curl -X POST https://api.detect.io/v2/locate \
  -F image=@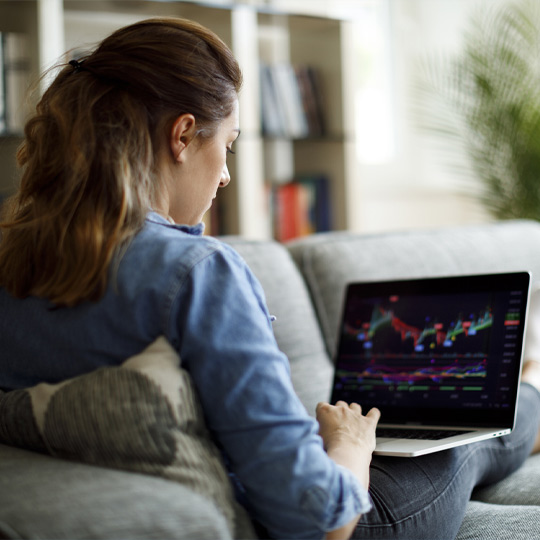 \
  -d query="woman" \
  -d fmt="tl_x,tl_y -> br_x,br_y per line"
0,17 -> 539,540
